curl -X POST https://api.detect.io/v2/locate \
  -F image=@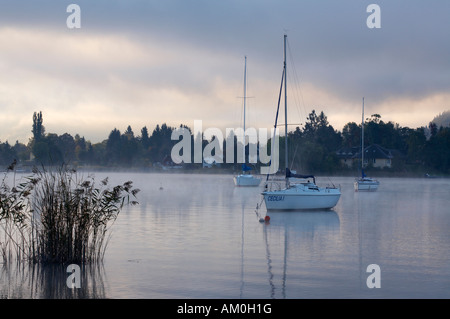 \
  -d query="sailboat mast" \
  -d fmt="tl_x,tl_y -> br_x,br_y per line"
243,56 -> 247,166
361,97 -> 365,174
243,56 -> 247,134
284,34 -> 288,186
